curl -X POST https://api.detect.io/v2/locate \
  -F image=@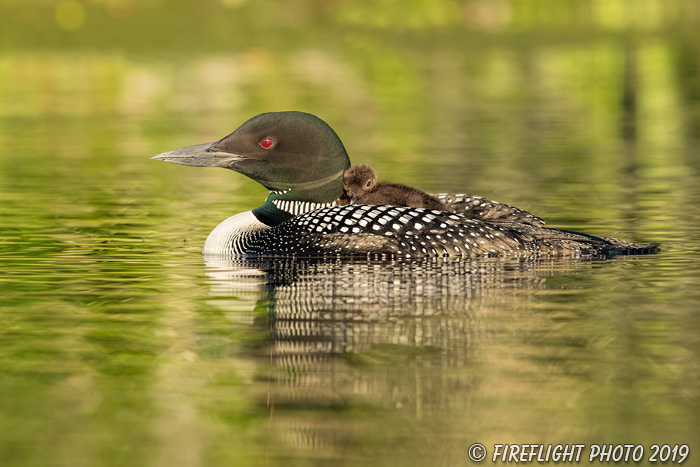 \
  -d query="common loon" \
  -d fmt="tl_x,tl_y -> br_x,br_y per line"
337,164 -> 447,210
152,111 -> 659,258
